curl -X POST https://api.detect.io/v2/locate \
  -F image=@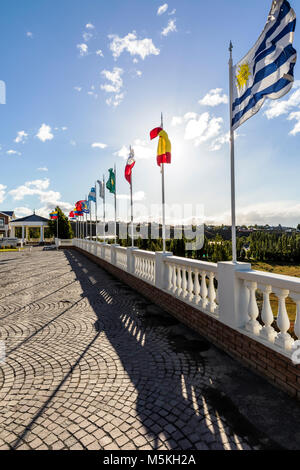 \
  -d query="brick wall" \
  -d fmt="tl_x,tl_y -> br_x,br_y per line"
73,246 -> 300,400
